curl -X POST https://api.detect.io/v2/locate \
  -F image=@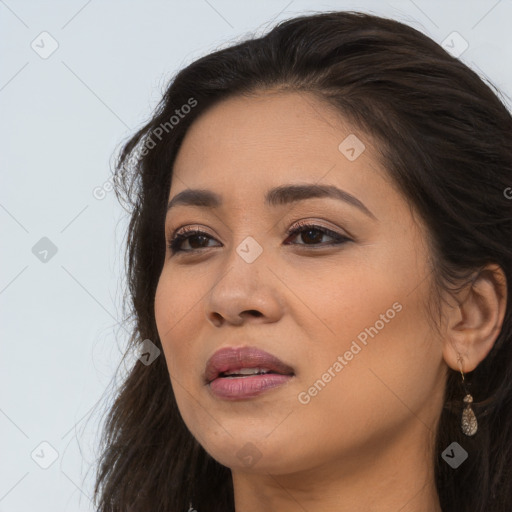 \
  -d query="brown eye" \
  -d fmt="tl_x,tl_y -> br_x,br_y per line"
168,230 -> 220,254
284,223 -> 351,247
